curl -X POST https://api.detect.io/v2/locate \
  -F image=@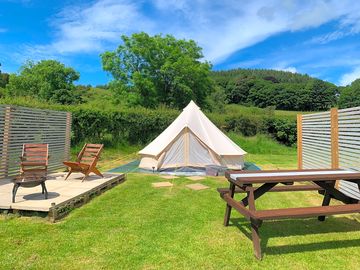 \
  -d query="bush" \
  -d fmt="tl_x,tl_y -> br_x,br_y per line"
209,111 -> 297,146
70,106 -> 178,145
223,116 -> 262,136
0,97 -> 297,146
264,118 -> 297,146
